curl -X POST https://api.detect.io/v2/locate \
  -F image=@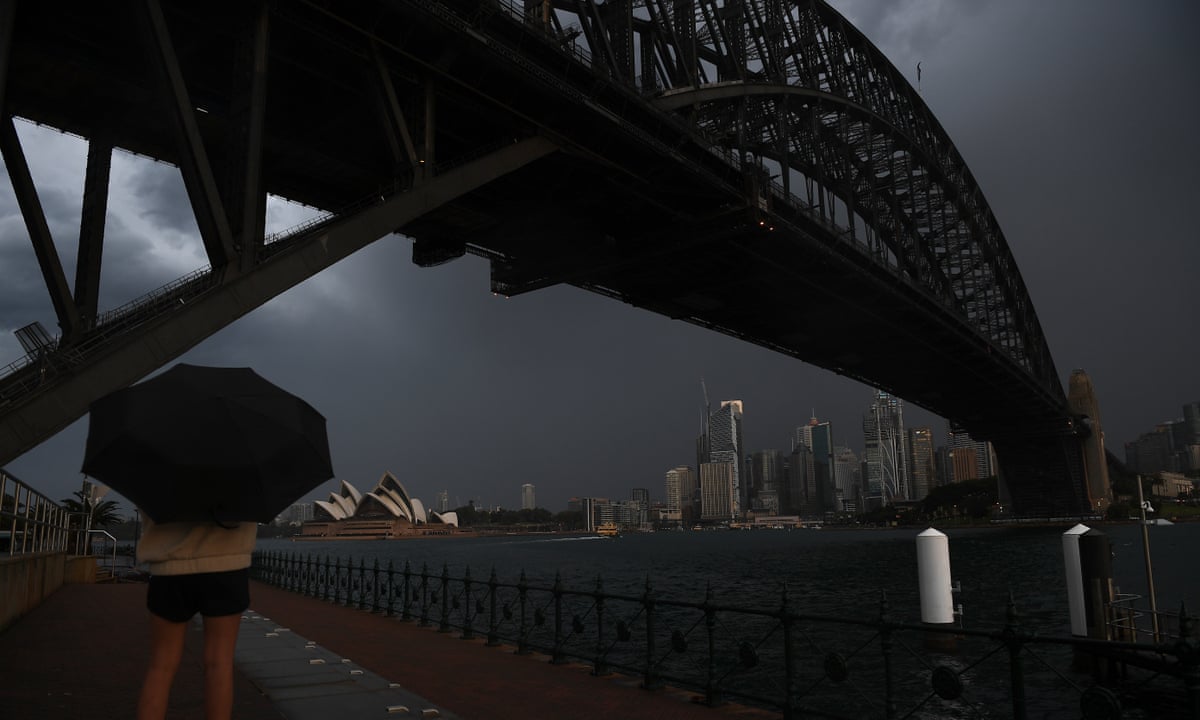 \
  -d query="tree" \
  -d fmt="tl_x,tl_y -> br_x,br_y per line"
61,488 -> 123,528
